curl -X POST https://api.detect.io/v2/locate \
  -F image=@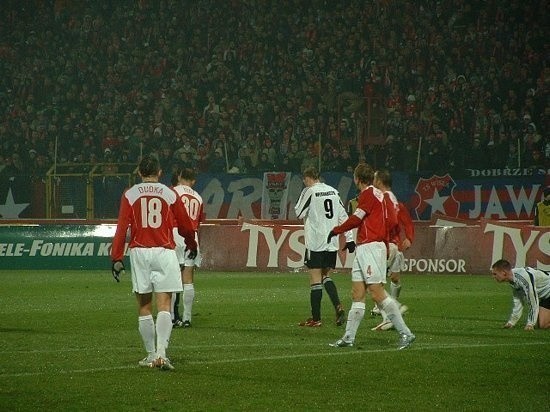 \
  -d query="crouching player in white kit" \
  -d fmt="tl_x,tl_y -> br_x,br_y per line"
372,169 -> 415,331
491,259 -> 550,330
171,167 -> 204,329
111,154 -> 197,371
